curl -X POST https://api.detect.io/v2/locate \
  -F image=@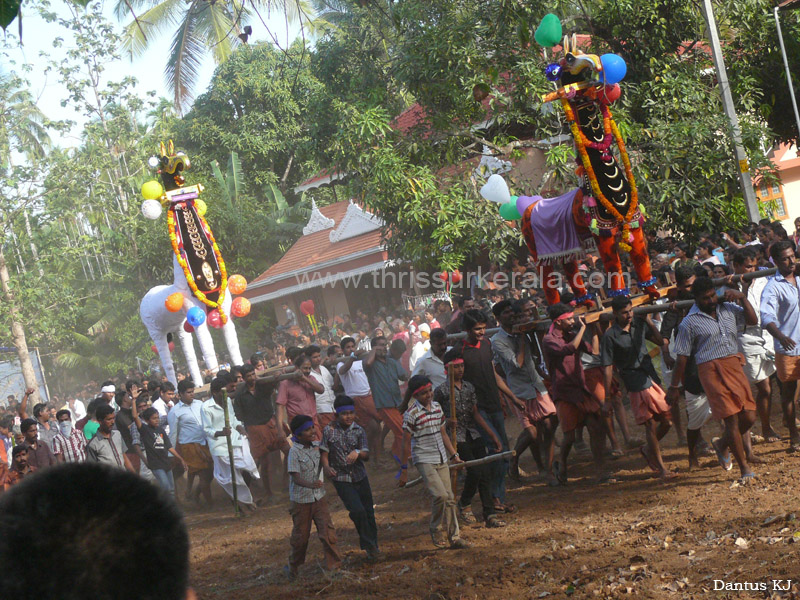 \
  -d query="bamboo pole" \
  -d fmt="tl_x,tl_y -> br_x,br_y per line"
505,267 -> 782,334
448,364 -> 457,495
221,390 -> 240,517
402,451 -> 516,489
